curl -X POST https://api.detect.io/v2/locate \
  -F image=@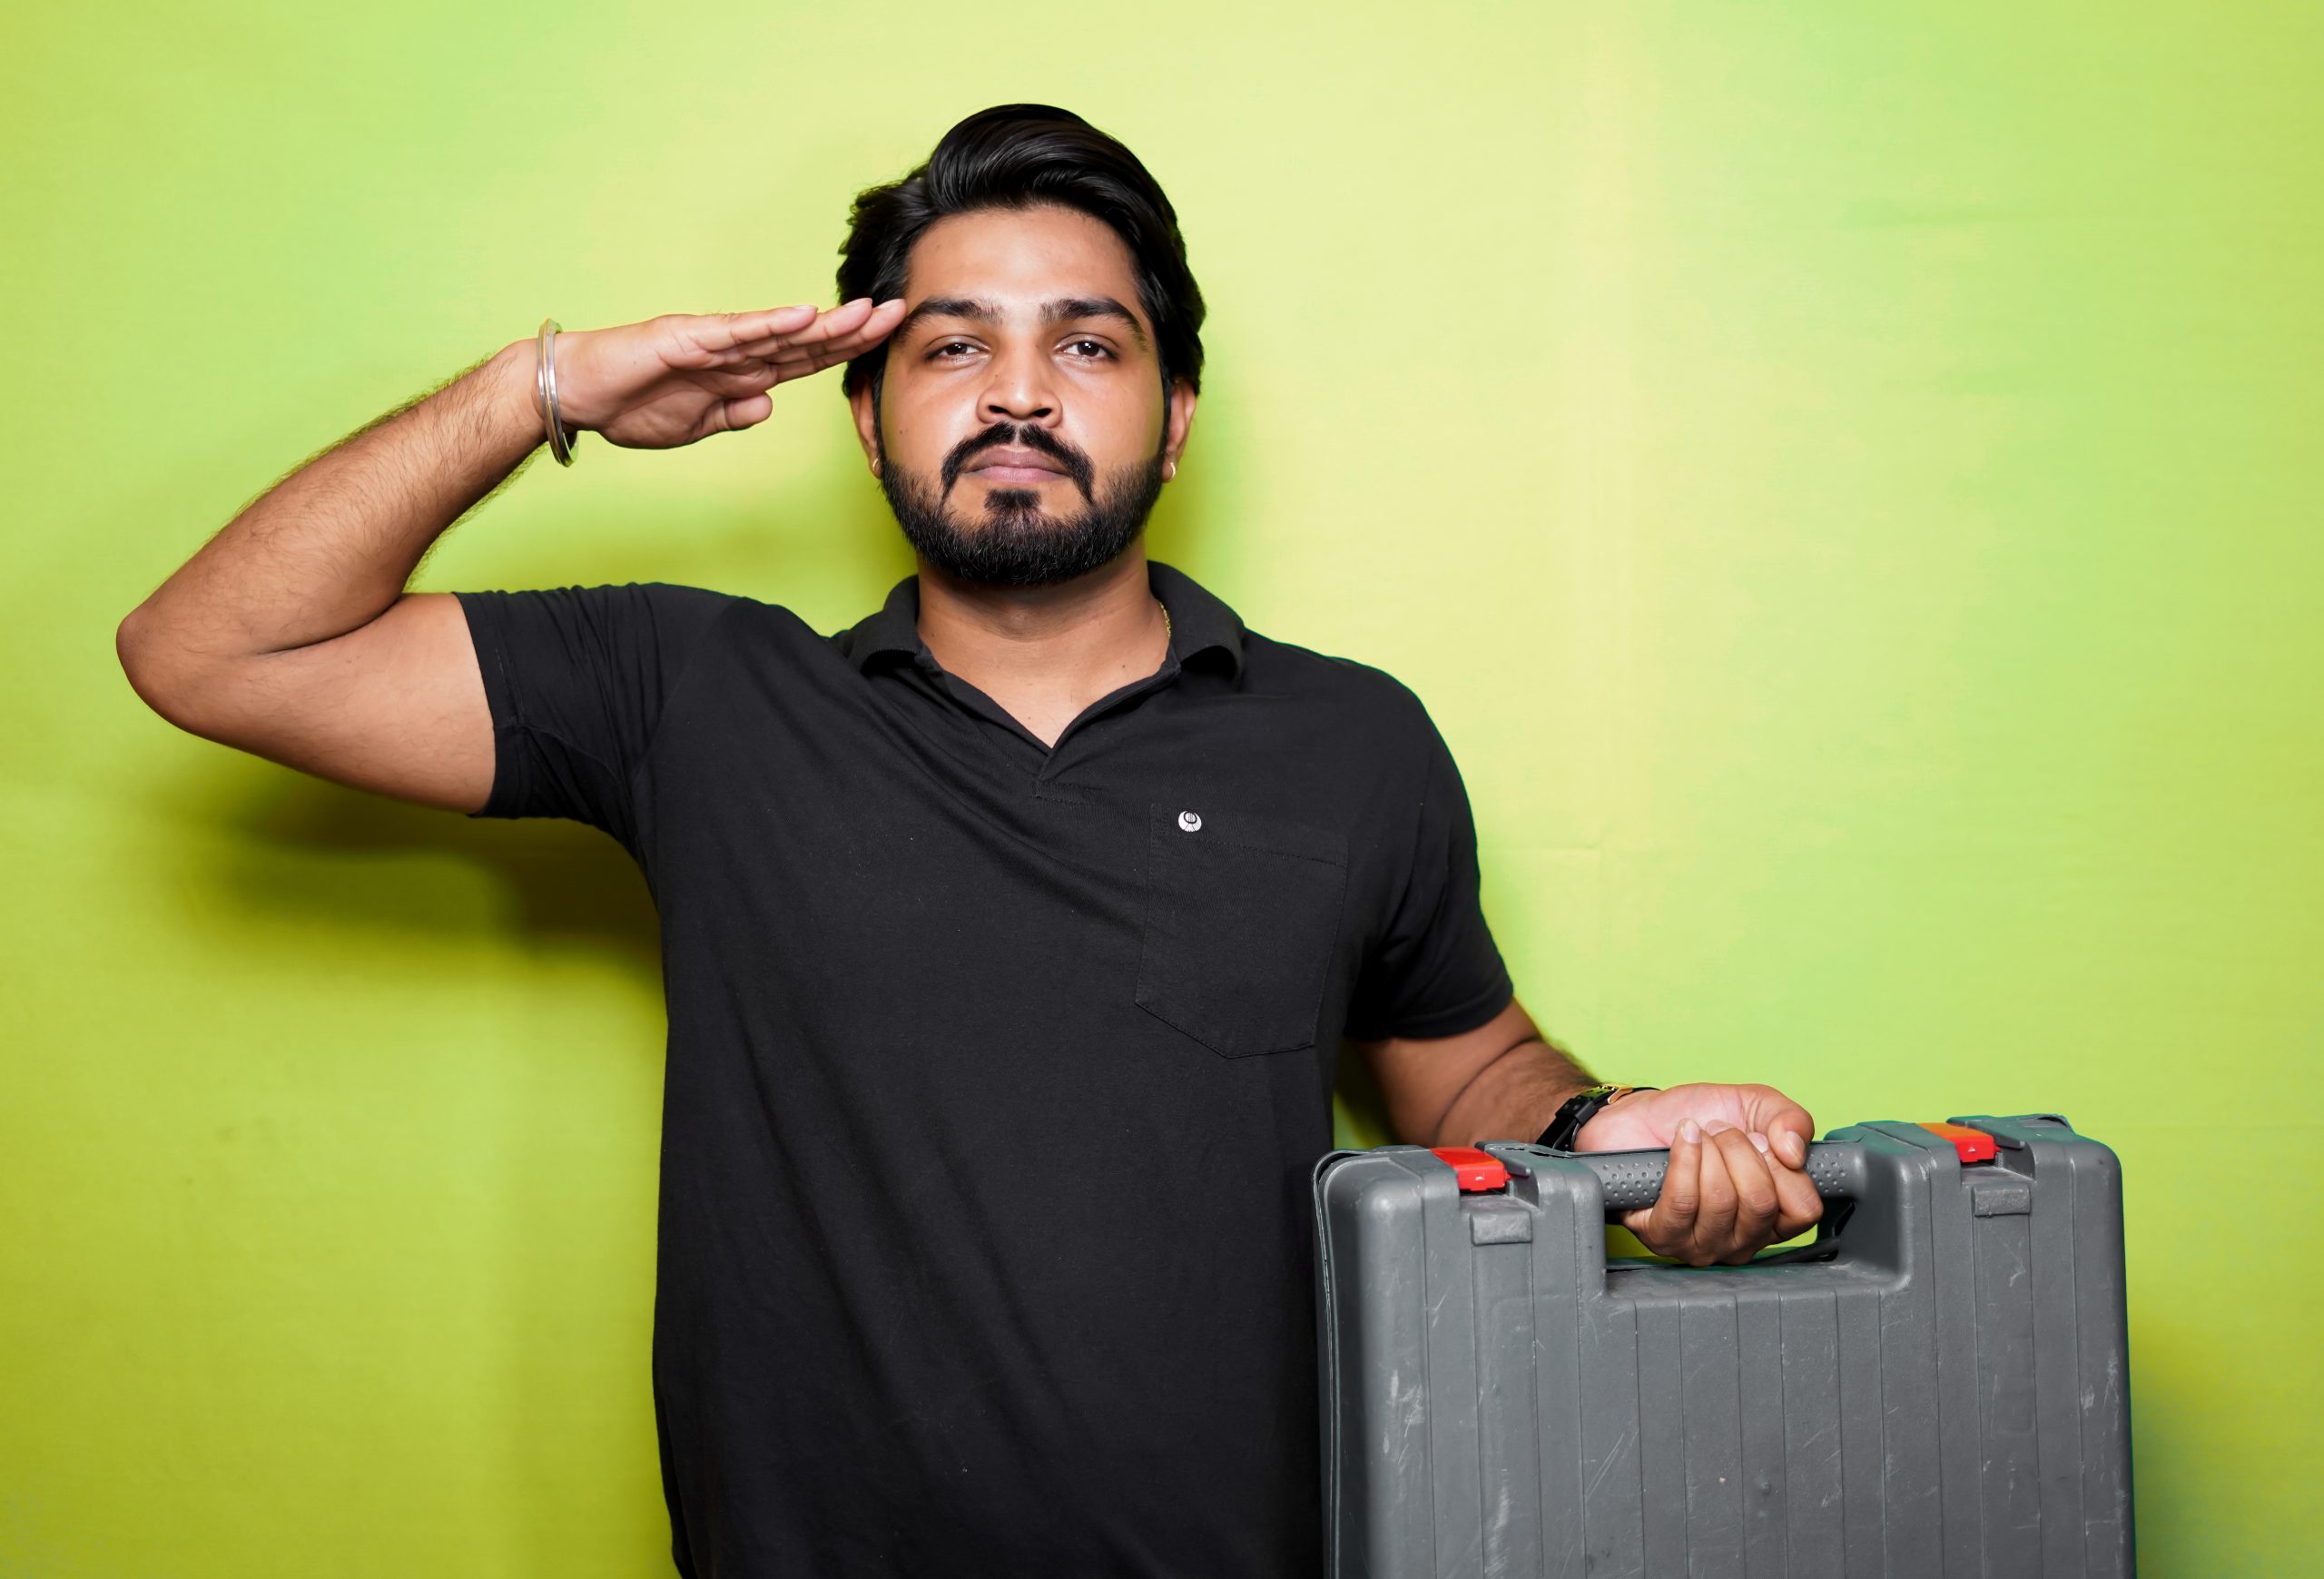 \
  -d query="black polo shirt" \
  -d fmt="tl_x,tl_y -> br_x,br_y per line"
453,559 -> 1513,1578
